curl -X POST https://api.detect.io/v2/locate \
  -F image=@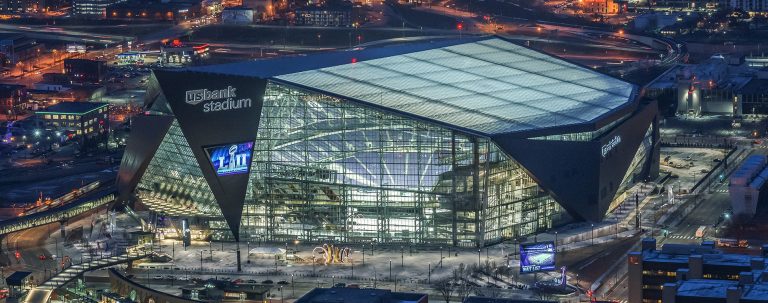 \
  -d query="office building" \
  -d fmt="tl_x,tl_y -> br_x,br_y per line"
628,238 -> 768,303
35,102 -> 109,141
63,59 -> 106,84
0,83 -> 27,117
73,0 -> 127,18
